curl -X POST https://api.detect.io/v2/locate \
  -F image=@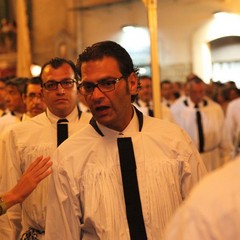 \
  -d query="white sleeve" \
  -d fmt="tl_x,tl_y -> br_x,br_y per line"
0,129 -> 22,239
225,102 -> 238,157
45,149 -> 82,240
164,200 -> 214,240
